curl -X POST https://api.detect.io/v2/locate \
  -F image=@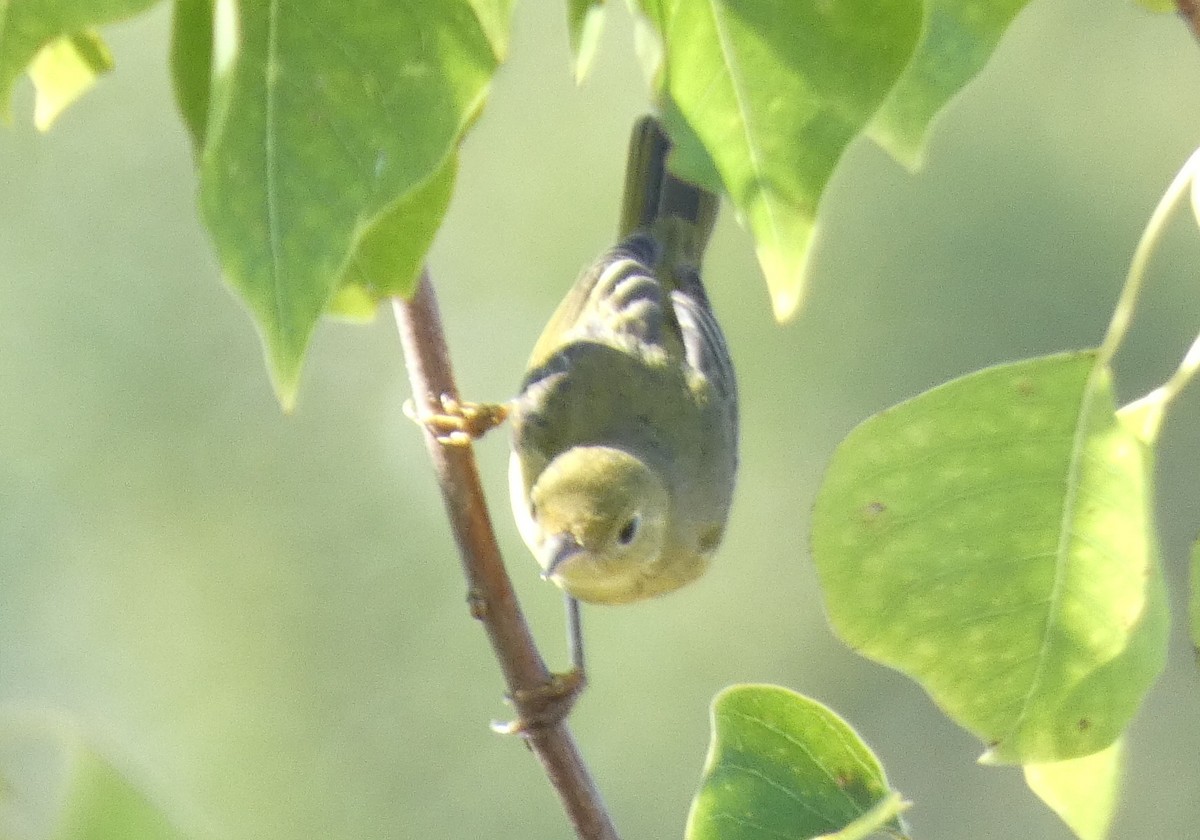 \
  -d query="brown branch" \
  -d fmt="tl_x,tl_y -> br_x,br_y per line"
391,271 -> 620,840
1180,0 -> 1200,41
